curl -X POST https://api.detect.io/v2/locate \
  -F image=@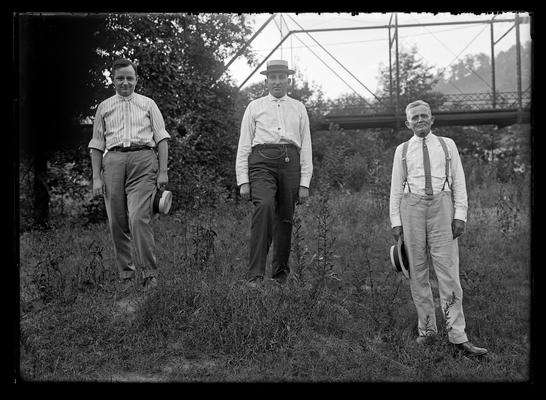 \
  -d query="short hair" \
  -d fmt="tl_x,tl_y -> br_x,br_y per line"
405,100 -> 431,118
112,58 -> 138,76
